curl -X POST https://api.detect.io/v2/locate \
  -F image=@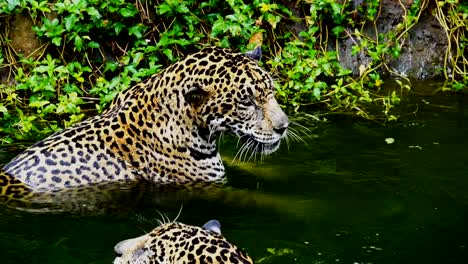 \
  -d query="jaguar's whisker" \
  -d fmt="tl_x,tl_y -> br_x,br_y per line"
290,121 -> 313,135
235,137 -> 242,148
283,132 -> 291,151
247,141 -> 258,162
156,210 -> 168,225
231,148 -> 241,164
232,140 -> 249,164
260,144 -> 265,163
287,129 -> 306,144
217,131 -> 225,149
240,141 -> 252,163
236,134 -> 249,148
242,140 -> 255,163
172,204 -> 183,223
